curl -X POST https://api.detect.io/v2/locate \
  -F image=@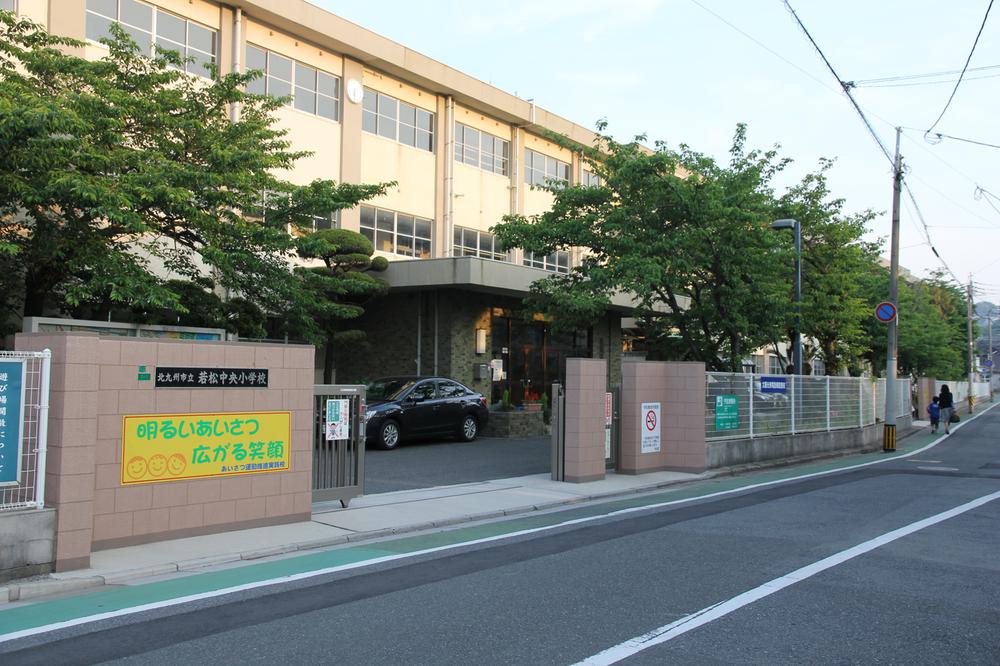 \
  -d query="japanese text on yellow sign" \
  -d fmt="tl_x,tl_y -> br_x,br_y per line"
121,411 -> 291,485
